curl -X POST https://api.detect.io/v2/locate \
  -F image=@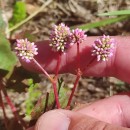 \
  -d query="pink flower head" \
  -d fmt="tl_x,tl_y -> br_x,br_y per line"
71,28 -> 87,45
49,23 -> 71,52
92,35 -> 115,61
14,39 -> 38,62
